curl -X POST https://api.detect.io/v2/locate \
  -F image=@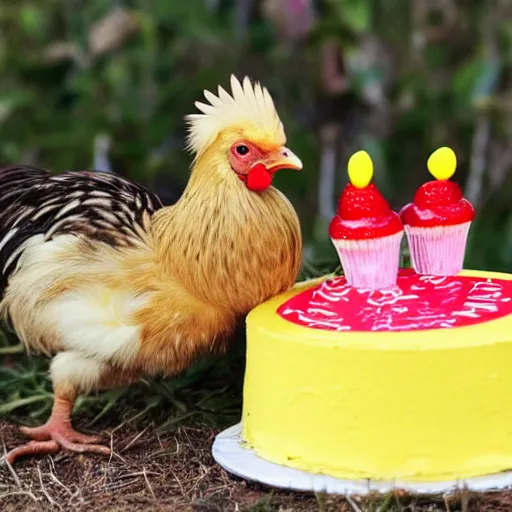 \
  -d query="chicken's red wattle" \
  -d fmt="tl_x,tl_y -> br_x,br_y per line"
246,164 -> 273,191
